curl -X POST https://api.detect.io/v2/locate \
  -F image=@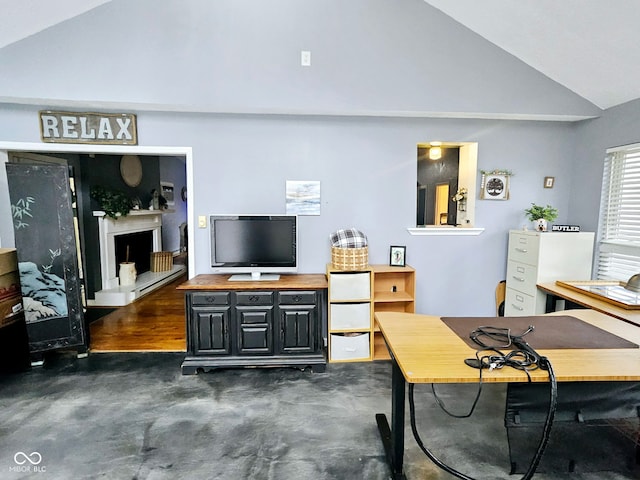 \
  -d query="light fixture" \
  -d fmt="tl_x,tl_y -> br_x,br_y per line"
429,142 -> 442,160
